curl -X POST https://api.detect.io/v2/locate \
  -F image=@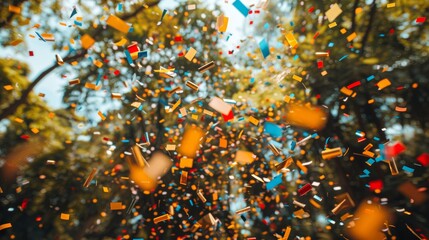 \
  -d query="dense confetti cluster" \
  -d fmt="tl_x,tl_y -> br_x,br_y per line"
1,0 -> 429,239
